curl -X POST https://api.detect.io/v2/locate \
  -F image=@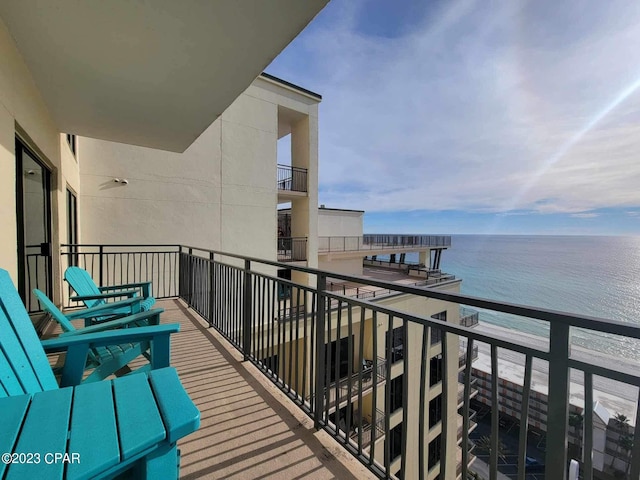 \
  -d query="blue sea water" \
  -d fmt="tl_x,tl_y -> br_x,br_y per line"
382,235 -> 640,360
